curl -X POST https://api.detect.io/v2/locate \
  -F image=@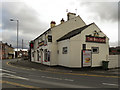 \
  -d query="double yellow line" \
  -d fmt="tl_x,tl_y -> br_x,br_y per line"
0,80 -> 39,88
1,80 -> 50,90
6,61 -> 120,78
1,61 -> 119,89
